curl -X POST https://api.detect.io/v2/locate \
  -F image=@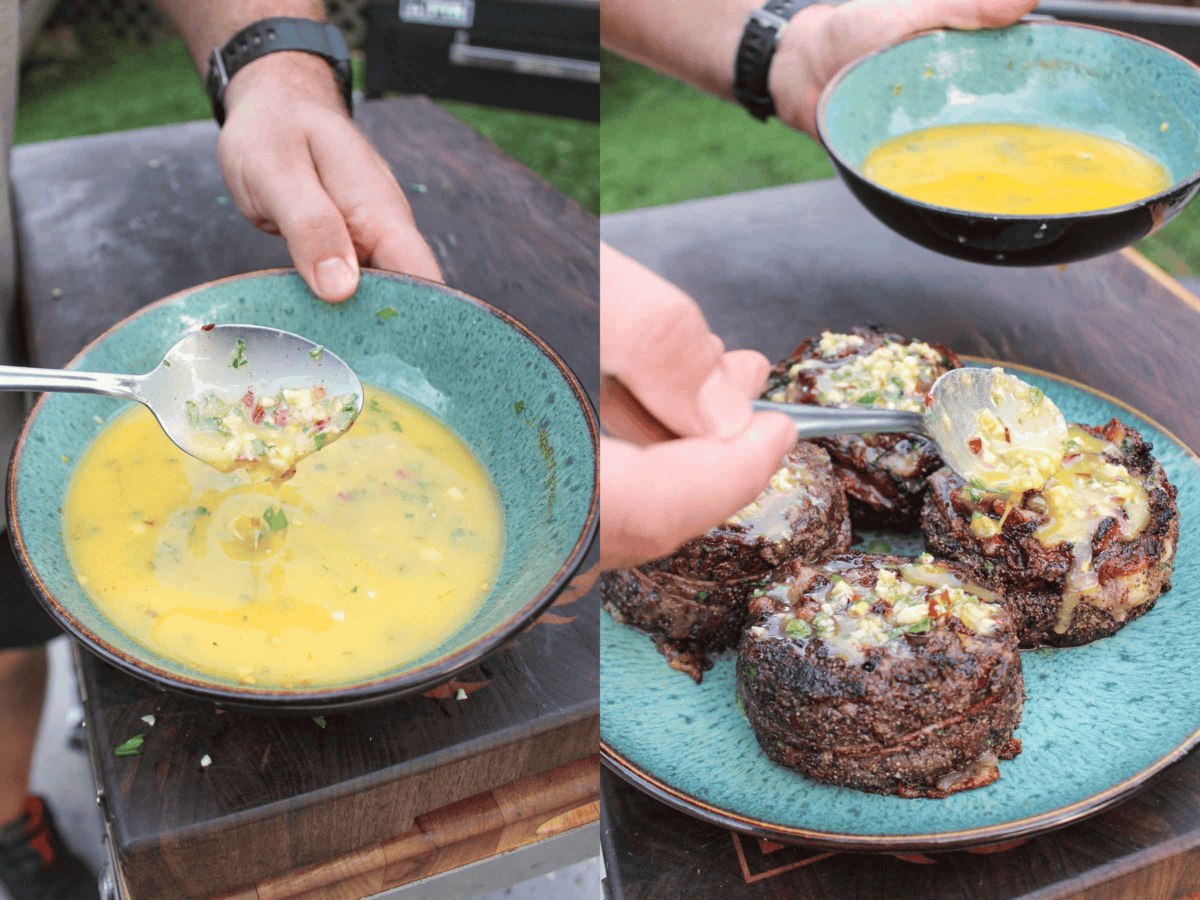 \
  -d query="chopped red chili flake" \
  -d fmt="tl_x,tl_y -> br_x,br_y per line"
251,404 -> 266,425
1003,426 -> 1012,444
924,393 -> 933,409
201,323 -> 216,332
967,437 -> 983,455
